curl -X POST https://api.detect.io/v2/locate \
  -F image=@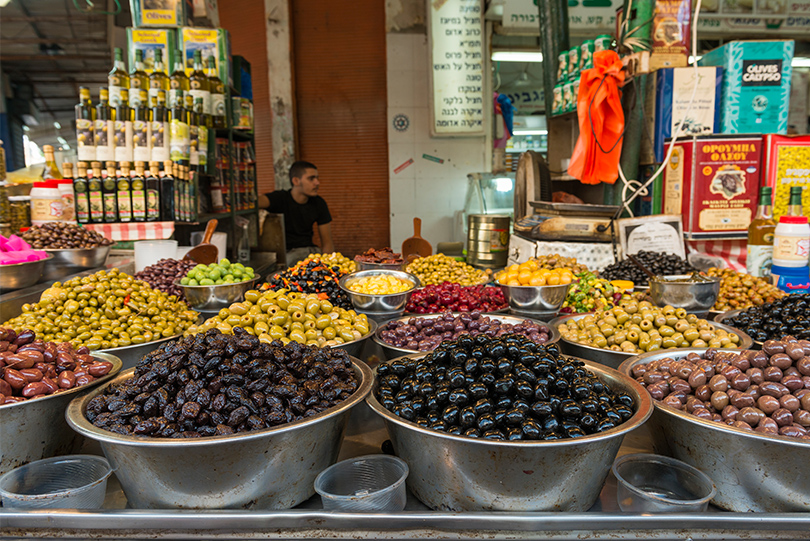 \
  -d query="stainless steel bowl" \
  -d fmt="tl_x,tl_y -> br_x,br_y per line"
497,282 -> 570,319
549,313 -> 754,370
44,245 -> 111,268
714,309 -> 762,348
98,333 -> 182,370
176,277 -> 262,312
367,354 -> 652,511
0,352 -> 122,476
649,274 -> 721,315
354,260 -> 404,272
0,254 -> 52,292
339,269 -> 420,313
66,358 -> 373,509
331,318 -> 378,357
373,312 -> 560,360
619,349 -> 810,512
